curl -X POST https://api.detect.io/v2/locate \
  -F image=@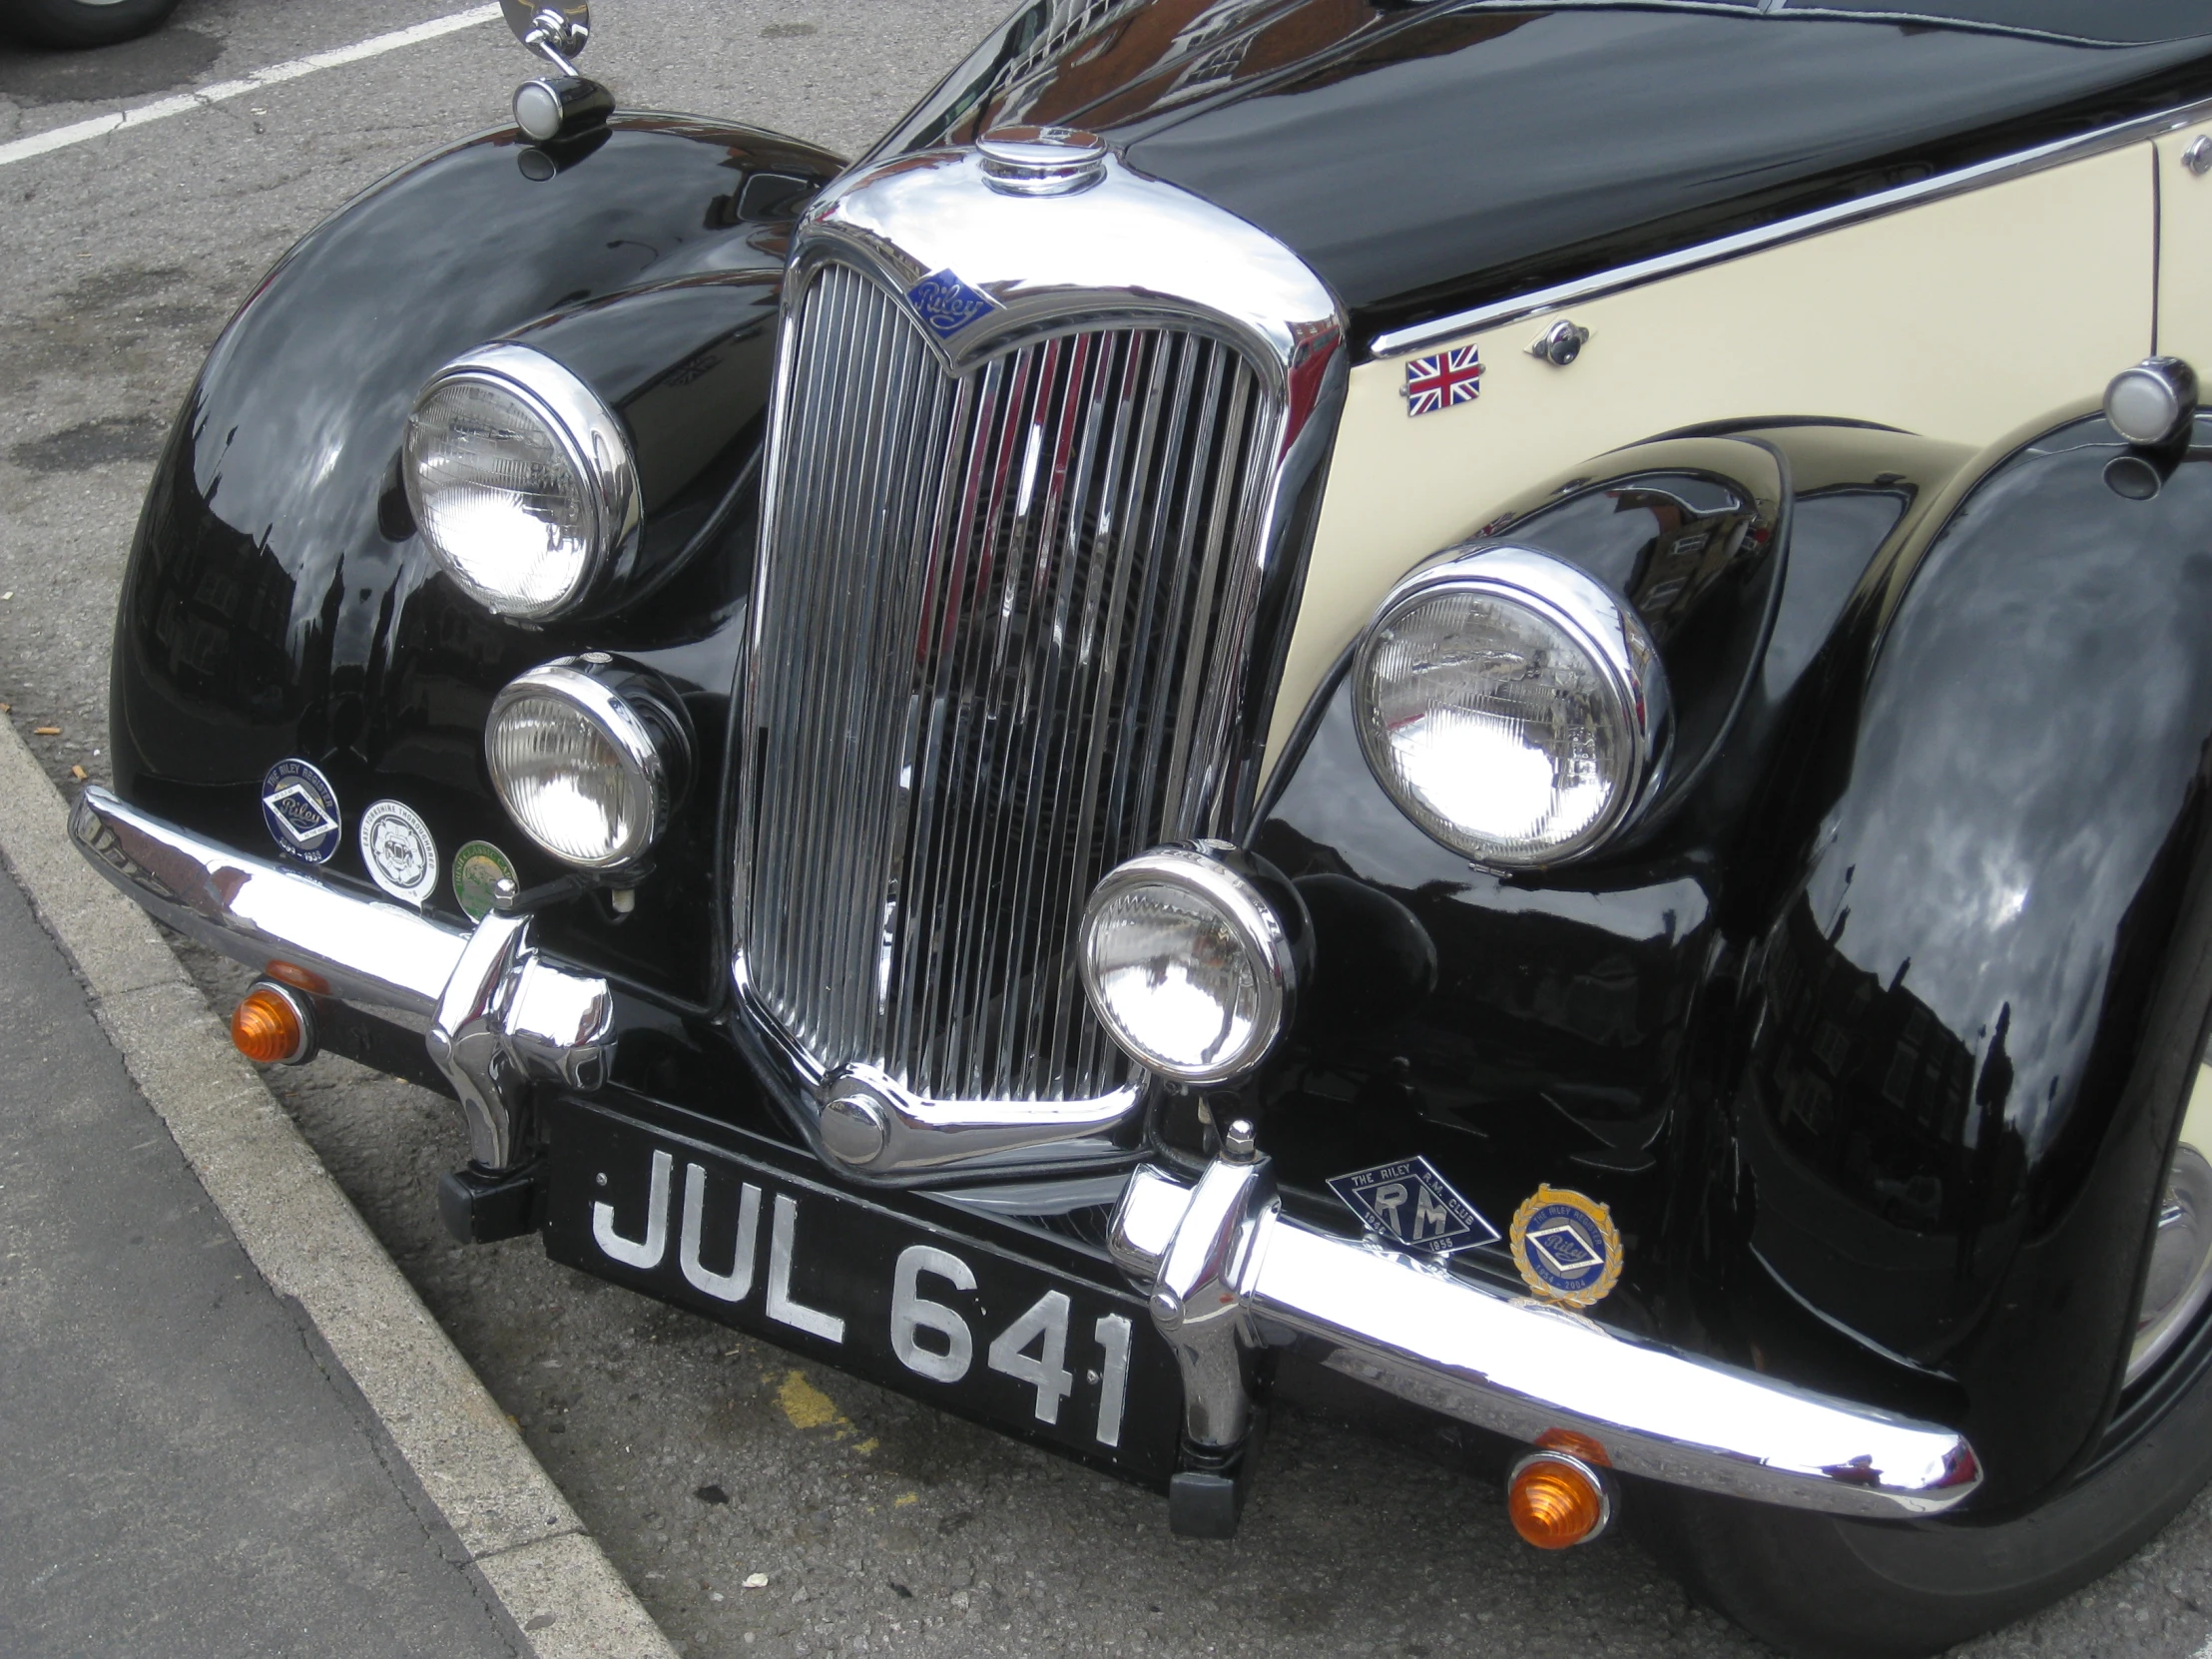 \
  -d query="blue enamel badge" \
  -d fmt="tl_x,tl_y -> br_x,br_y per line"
1508,1185 -> 1624,1308
905,269 -> 998,338
1328,1156 -> 1500,1256
261,759 -> 342,864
